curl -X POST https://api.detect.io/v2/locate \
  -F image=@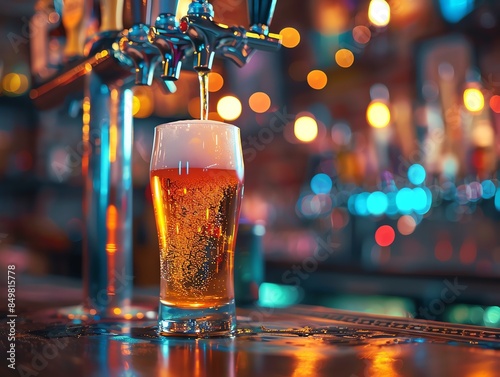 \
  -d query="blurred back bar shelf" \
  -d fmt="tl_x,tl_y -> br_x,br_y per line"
1,0 -> 500,327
